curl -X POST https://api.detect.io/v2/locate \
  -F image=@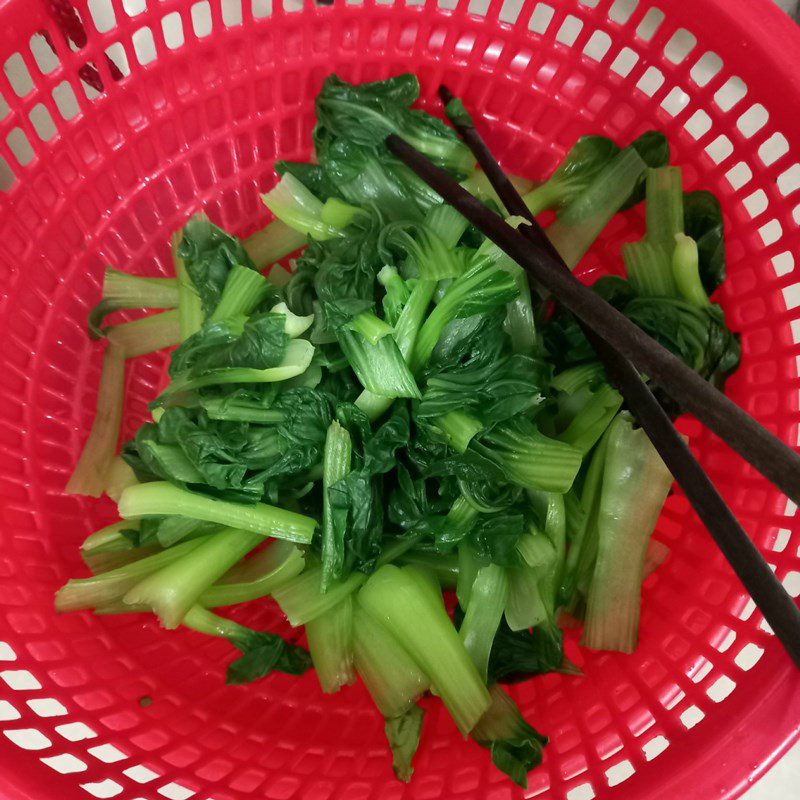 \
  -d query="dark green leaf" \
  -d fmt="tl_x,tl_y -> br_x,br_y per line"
364,405 -> 411,474
471,685 -> 548,789
418,353 -> 550,427
314,74 -> 472,175
226,630 -> 312,684
487,618 -> 564,683
467,513 -> 525,567
275,160 -> 342,202
179,216 -> 257,316
683,190 -> 725,294
169,313 -> 288,378
621,130 -> 671,210
384,706 -> 425,783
